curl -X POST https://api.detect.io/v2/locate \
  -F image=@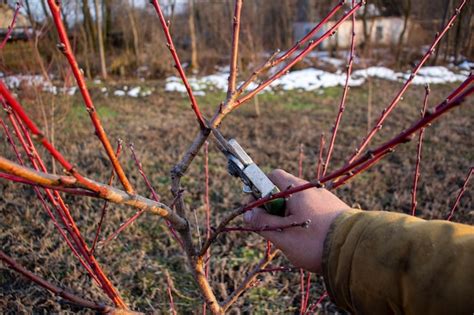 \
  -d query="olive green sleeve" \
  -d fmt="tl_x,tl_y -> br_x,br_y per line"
322,209 -> 474,315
